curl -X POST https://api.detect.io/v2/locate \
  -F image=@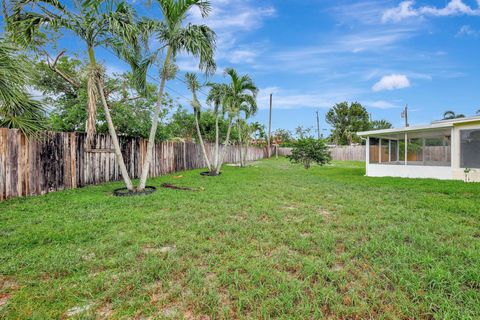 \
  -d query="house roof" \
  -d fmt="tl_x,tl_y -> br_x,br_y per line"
357,115 -> 480,137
